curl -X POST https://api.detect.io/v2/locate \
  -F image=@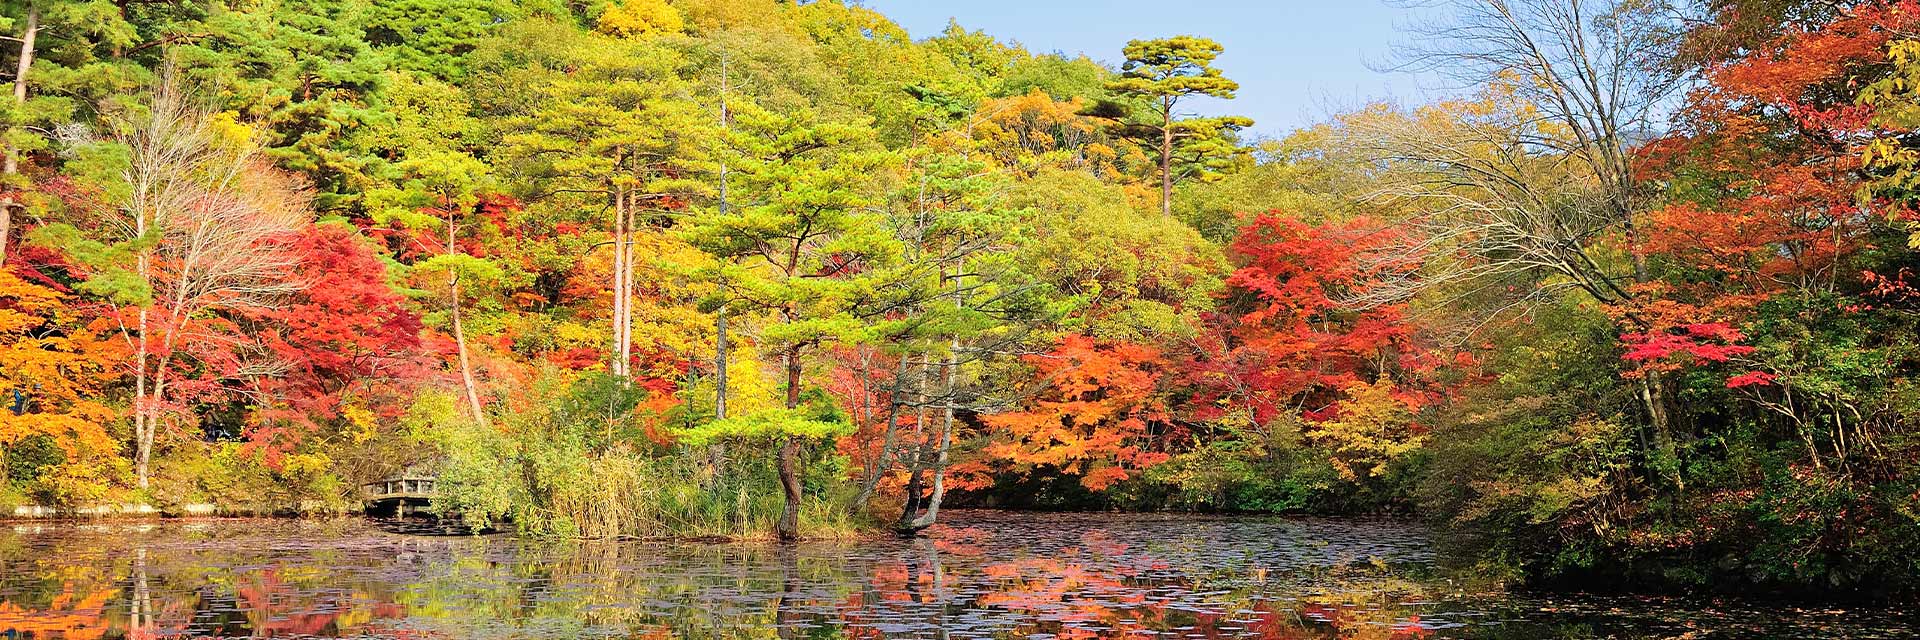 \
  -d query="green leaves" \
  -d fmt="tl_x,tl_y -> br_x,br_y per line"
1085,35 -> 1251,214
366,151 -> 495,223
680,105 -> 899,353
1112,36 -> 1239,99
673,406 -> 853,446
26,223 -> 154,306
